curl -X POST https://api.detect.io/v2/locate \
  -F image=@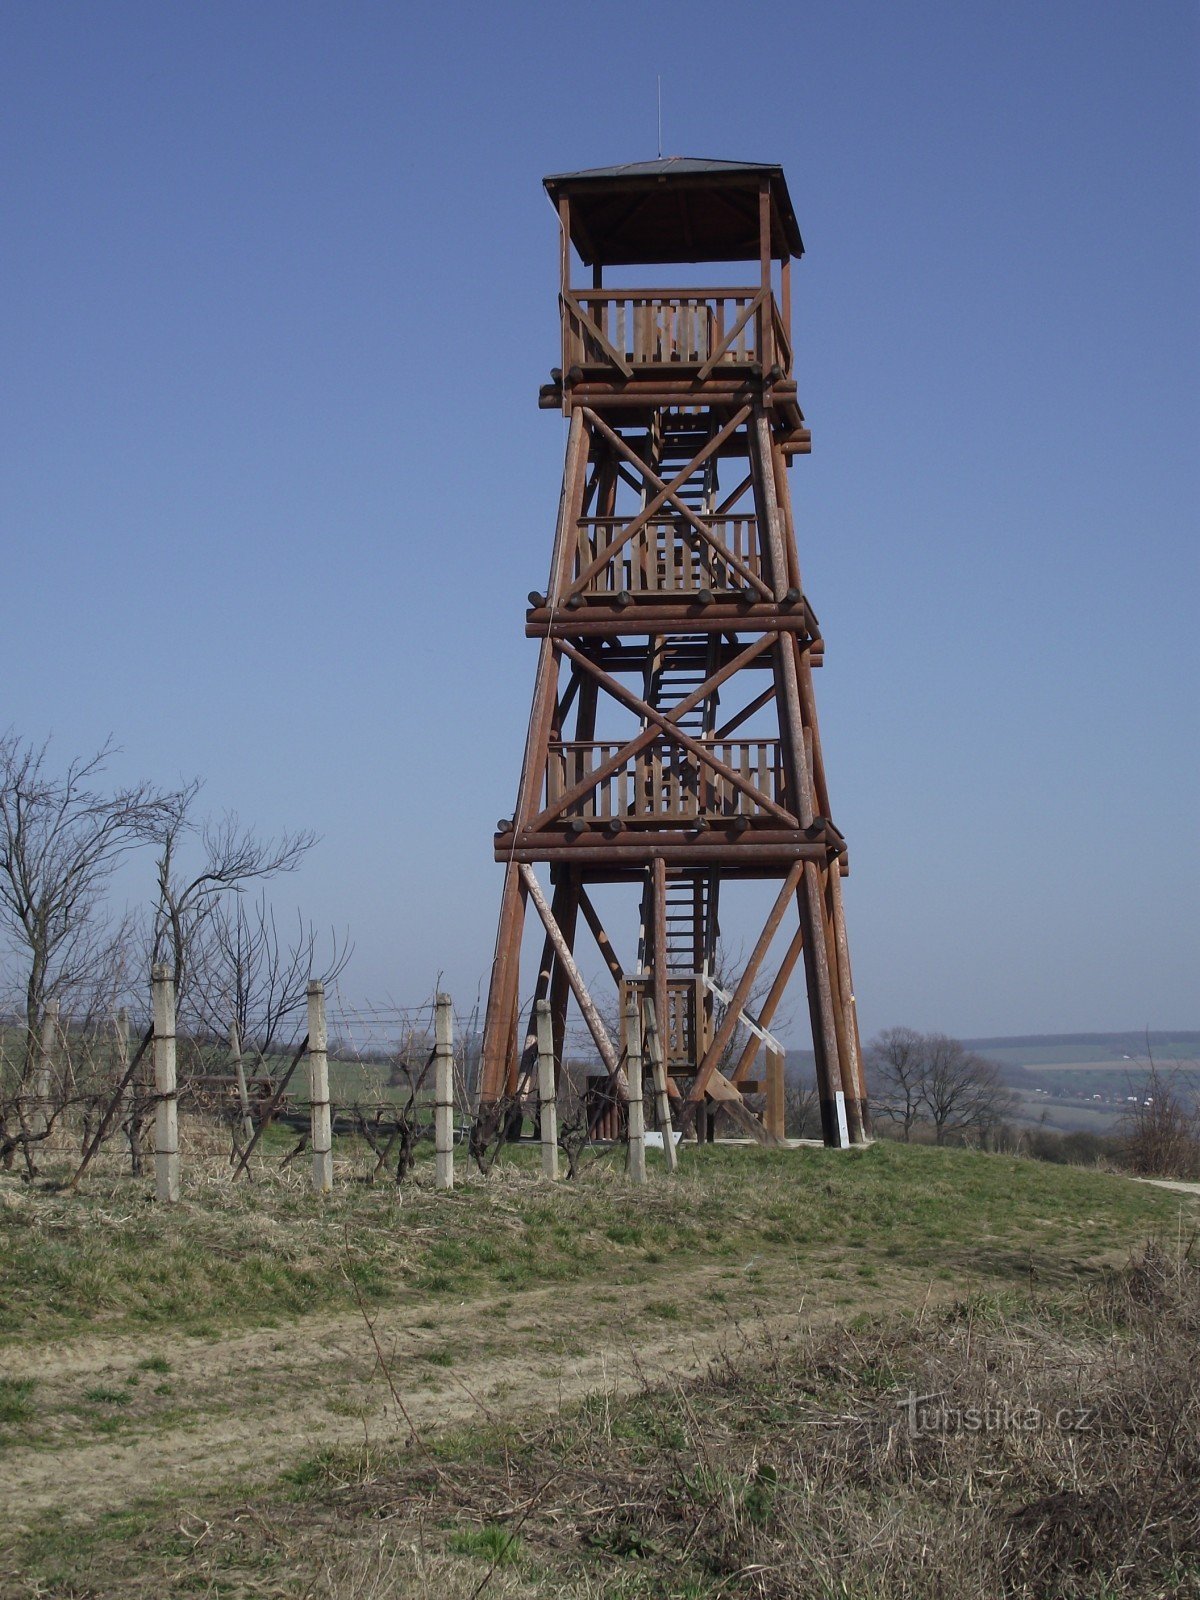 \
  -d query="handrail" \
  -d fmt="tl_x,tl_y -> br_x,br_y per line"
546,738 -> 784,821
562,288 -> 789,375
573,514 -> 762,597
